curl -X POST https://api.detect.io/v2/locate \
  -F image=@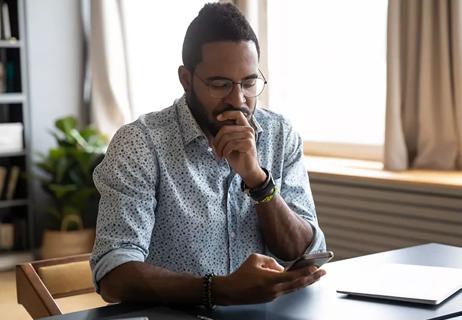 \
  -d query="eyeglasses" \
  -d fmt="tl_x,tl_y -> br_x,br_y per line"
194,70 -> 267,99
